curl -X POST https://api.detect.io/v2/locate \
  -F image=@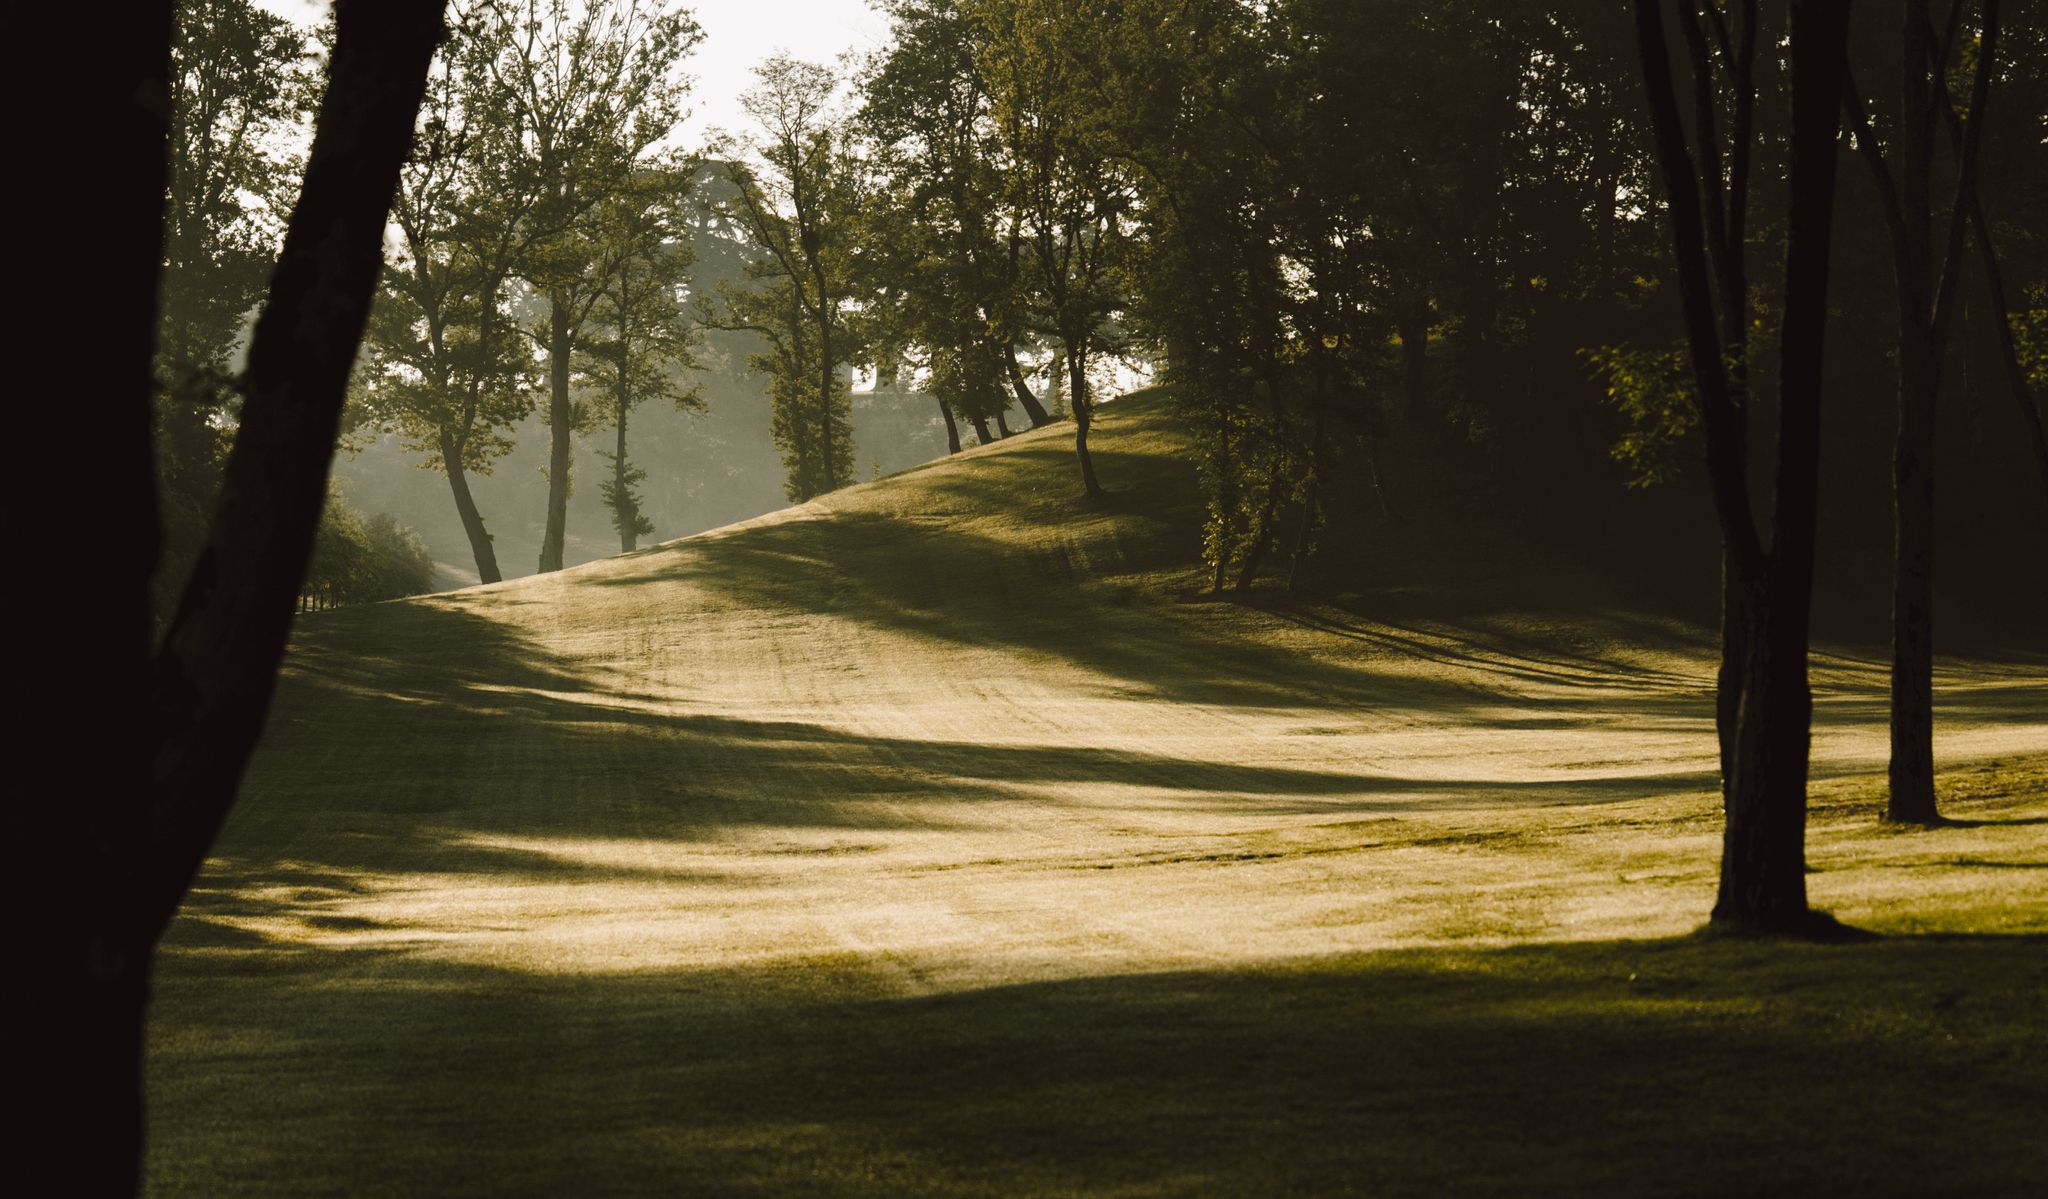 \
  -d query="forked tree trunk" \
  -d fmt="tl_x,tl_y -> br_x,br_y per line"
440,429 -> 502,584
1635,0 -> 1850,932
539,295 -> 573,573
5,7 -> 443,1192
